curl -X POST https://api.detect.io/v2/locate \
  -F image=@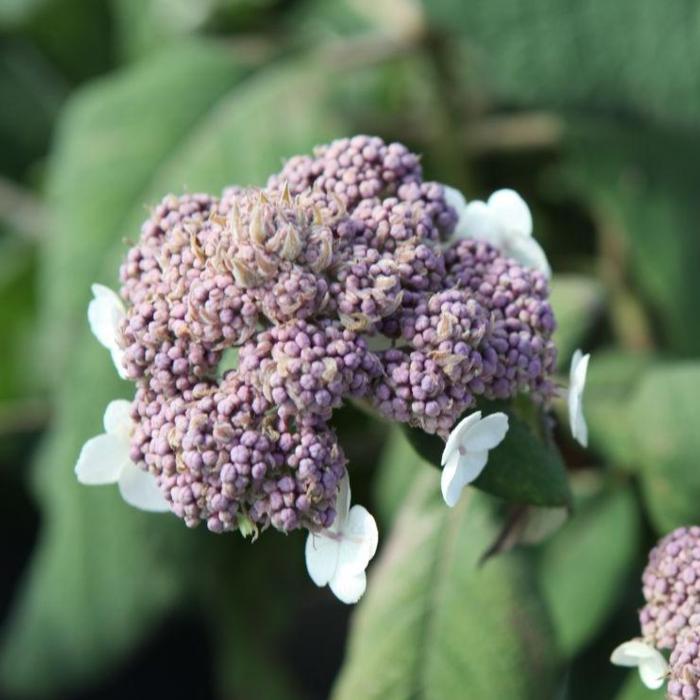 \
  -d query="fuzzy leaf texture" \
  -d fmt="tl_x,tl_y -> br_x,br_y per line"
538,484 -> 640,657
333,471 -> 559,699
424,0 -> 700,130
